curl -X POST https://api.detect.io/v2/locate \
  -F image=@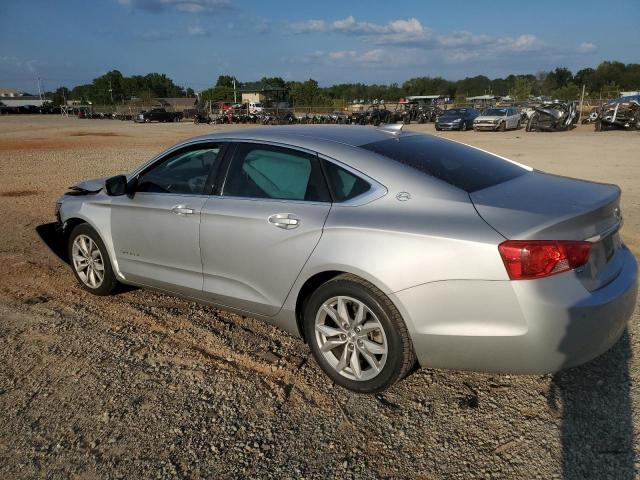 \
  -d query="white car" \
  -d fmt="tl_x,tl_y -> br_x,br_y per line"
249,102 -> 265,114
473,107 -> 522,131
